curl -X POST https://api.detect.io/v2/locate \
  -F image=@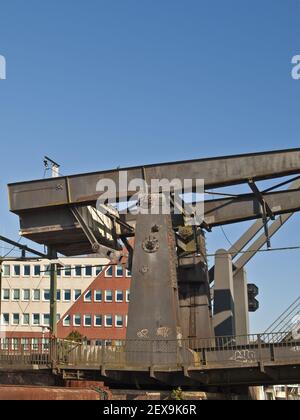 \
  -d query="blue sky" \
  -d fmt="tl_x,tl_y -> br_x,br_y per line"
0,0 -> 300,332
